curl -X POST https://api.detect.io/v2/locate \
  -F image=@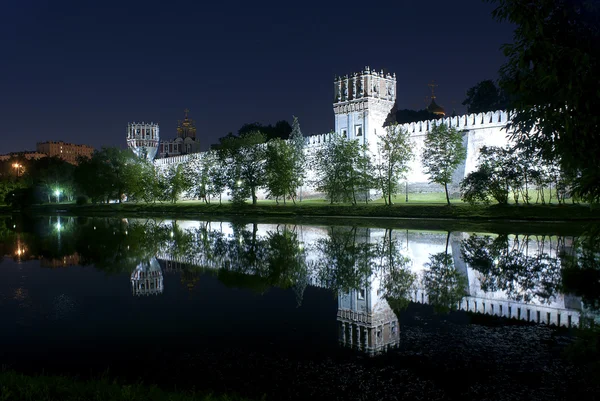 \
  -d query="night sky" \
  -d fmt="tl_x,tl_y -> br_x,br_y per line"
0,0 -> 514,154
